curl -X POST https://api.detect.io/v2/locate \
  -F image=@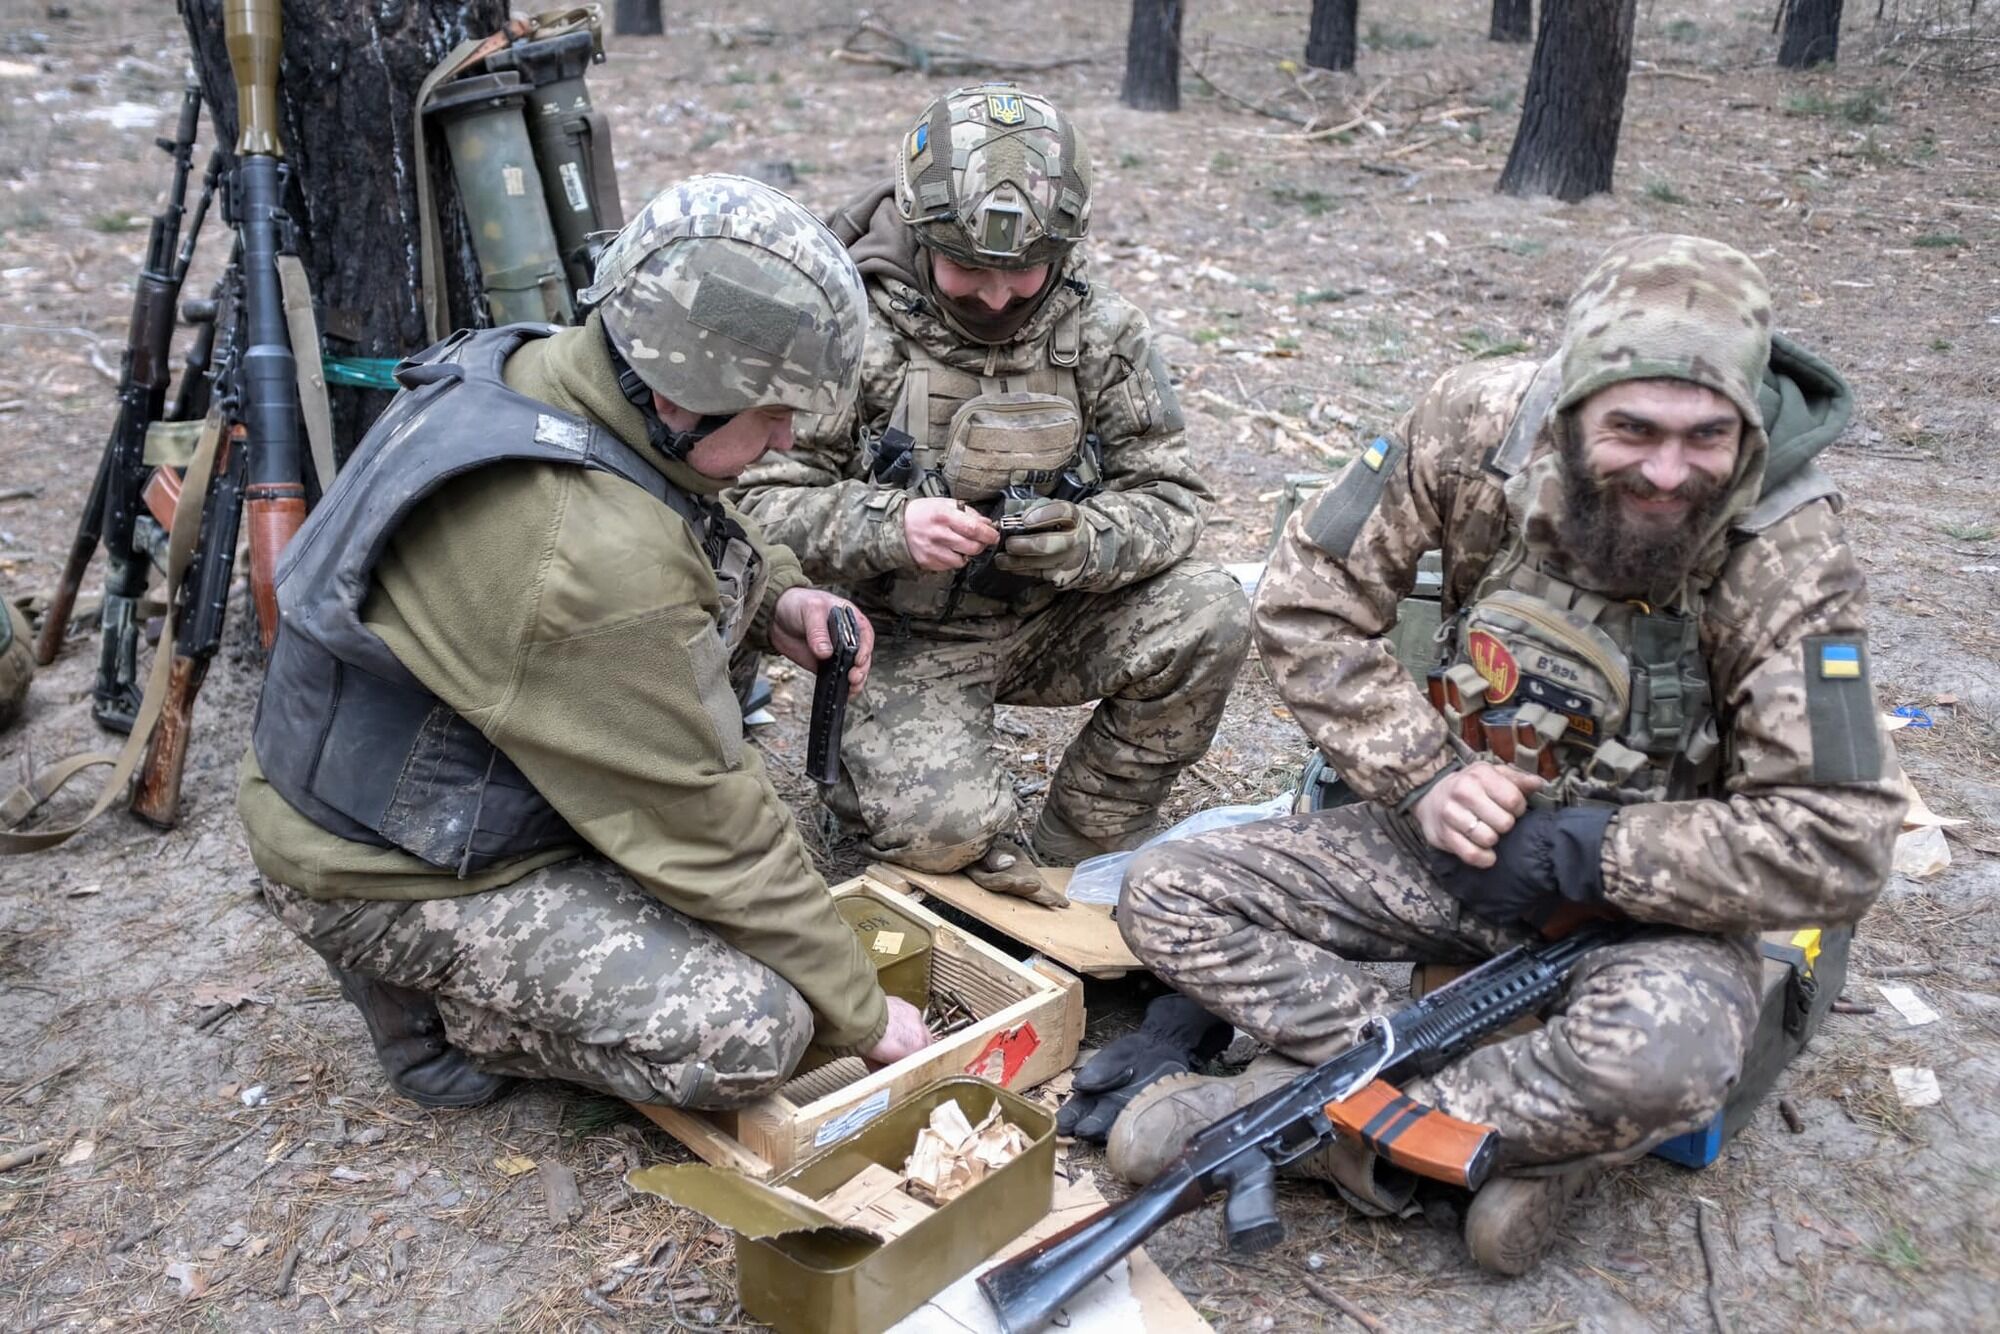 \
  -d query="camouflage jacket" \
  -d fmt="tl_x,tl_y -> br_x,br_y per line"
1259,358 -> 1905,936
730,196 -> 1209,625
